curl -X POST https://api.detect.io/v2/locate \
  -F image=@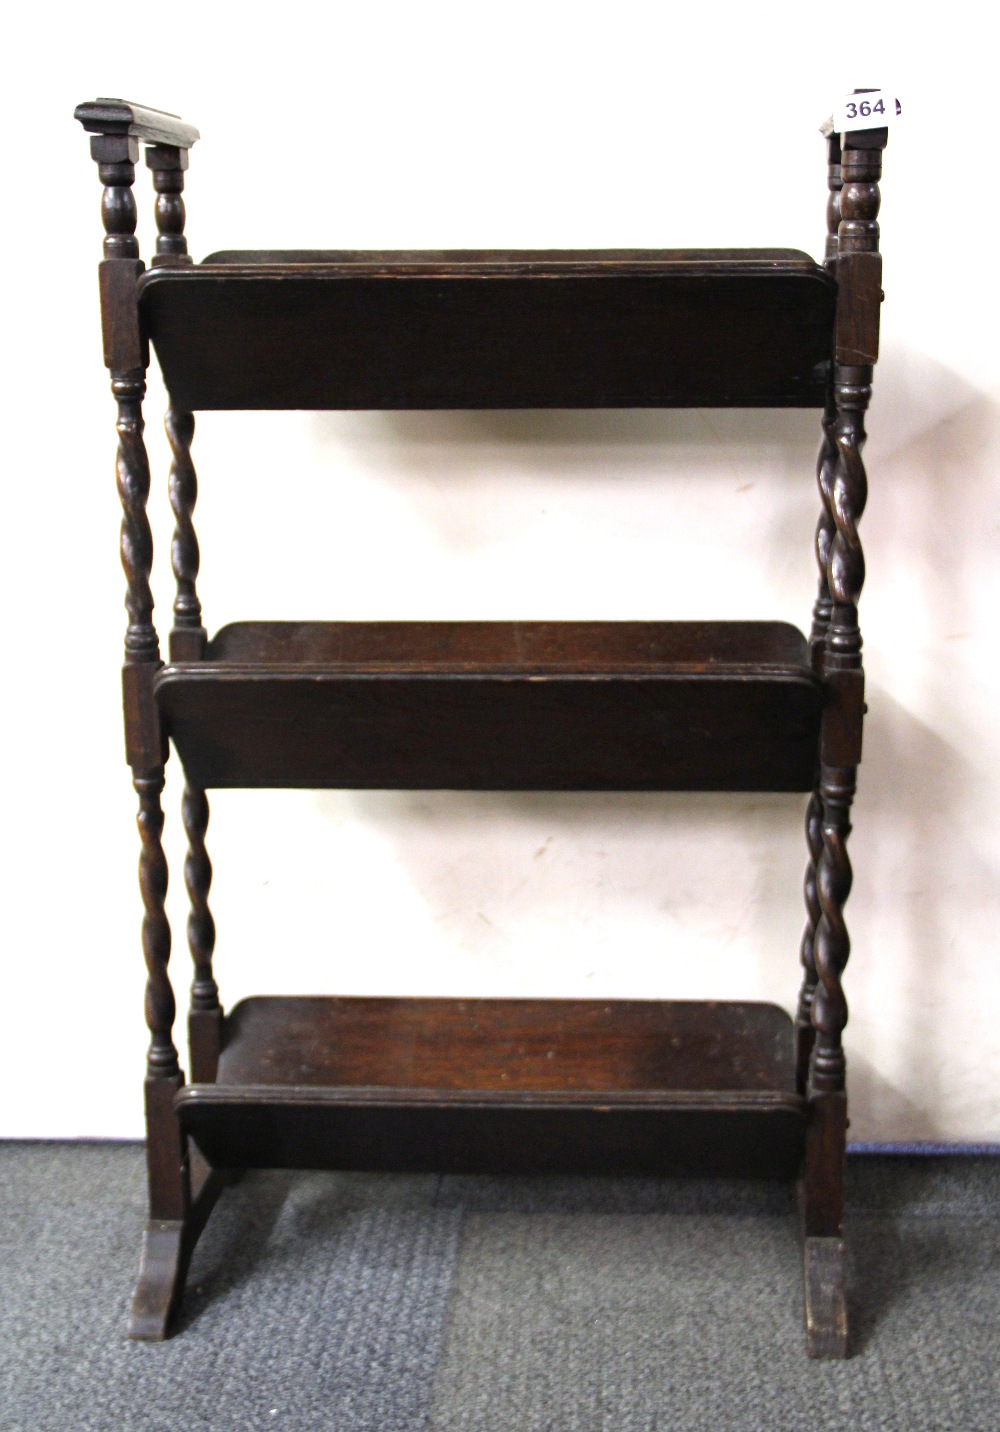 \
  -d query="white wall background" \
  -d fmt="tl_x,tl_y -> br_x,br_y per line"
2,2 -> 997,1141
